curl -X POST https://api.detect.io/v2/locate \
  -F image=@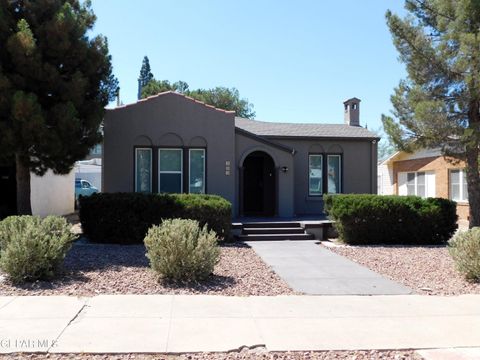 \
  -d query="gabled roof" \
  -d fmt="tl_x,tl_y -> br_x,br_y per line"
235,117 -> 379,140
380,147 -> 443,166
109,91 -> 236,114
